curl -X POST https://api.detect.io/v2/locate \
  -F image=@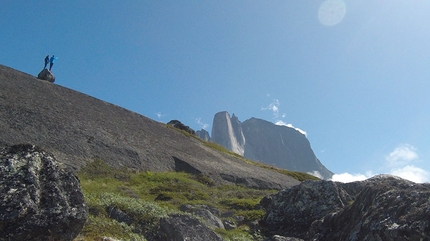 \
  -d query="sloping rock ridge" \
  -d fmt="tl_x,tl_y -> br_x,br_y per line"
211,112 -> 333,179
0,144 -> 88,241
0,64 -> 299,190
261,175 -> 430,240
